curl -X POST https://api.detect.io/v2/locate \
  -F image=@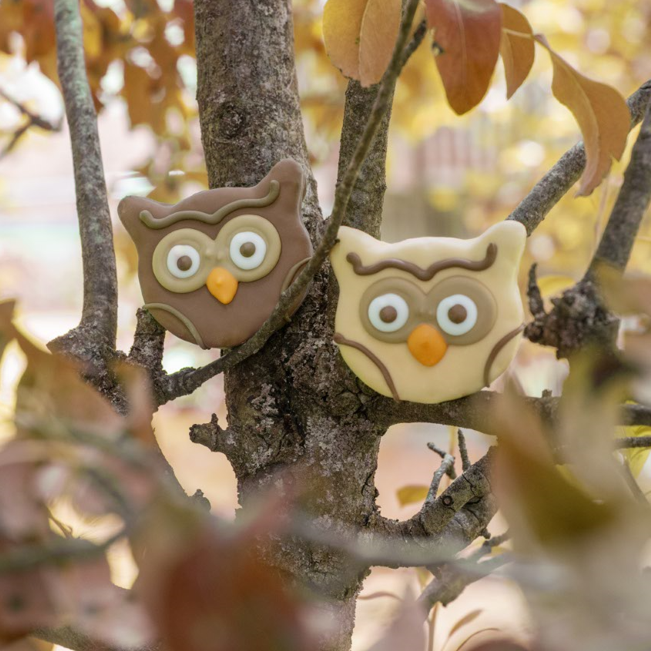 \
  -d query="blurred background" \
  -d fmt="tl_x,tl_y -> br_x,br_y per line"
1,0 -> 650,648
